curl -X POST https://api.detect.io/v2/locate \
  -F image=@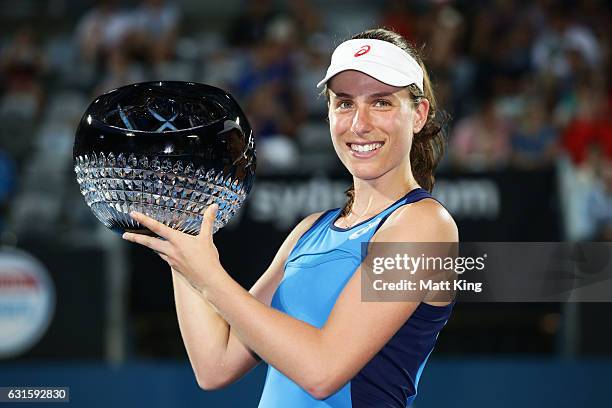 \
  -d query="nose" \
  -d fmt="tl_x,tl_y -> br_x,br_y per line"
350,105 -> 373,137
